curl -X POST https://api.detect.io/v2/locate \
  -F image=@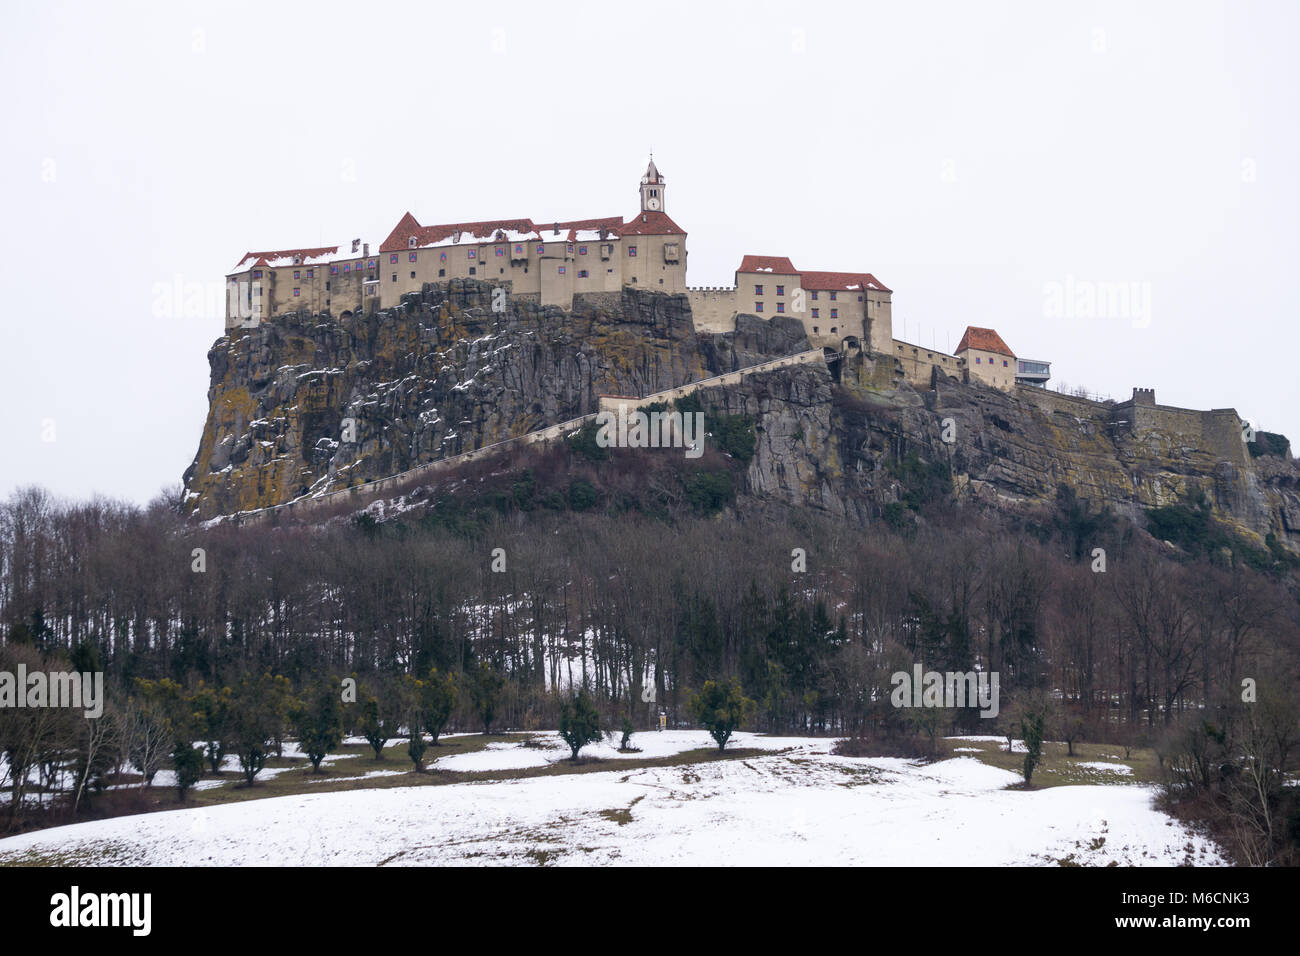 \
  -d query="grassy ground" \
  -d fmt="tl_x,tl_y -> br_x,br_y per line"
941,736 -> 1158,788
